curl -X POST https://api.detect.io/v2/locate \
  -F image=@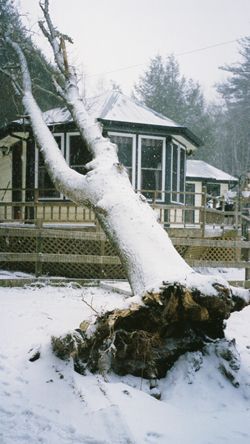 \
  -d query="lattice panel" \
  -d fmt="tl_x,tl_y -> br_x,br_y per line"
41,238 -> 100,255
175,245 -> 188,257
104,242 -> 119,256
0,236 -> 36,253
101,265 -> 126,279
42,262 -> 102,278
2,262 -> 36,274
0,229 -> 244,280
0,238 -> 7,251
201,247 -> 236,262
